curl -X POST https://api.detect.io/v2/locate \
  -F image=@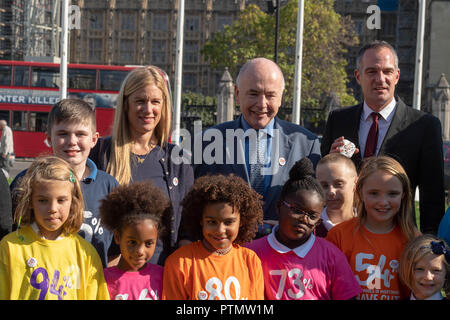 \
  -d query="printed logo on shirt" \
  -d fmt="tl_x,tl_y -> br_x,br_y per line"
269,268 -> 314,299
114,289 -> 159,300
355,252 -> 400,300
29,265 -> 81,300
79,210 -> 104,242
198,276 -> 248,300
